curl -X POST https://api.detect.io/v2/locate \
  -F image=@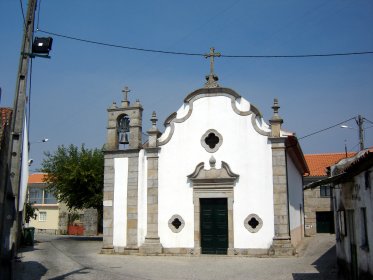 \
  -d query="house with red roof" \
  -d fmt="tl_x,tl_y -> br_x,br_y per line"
305,149 -> 373,279
27,173 -> 98,236
303,152 -> 356,236
27,173 -> 59,233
